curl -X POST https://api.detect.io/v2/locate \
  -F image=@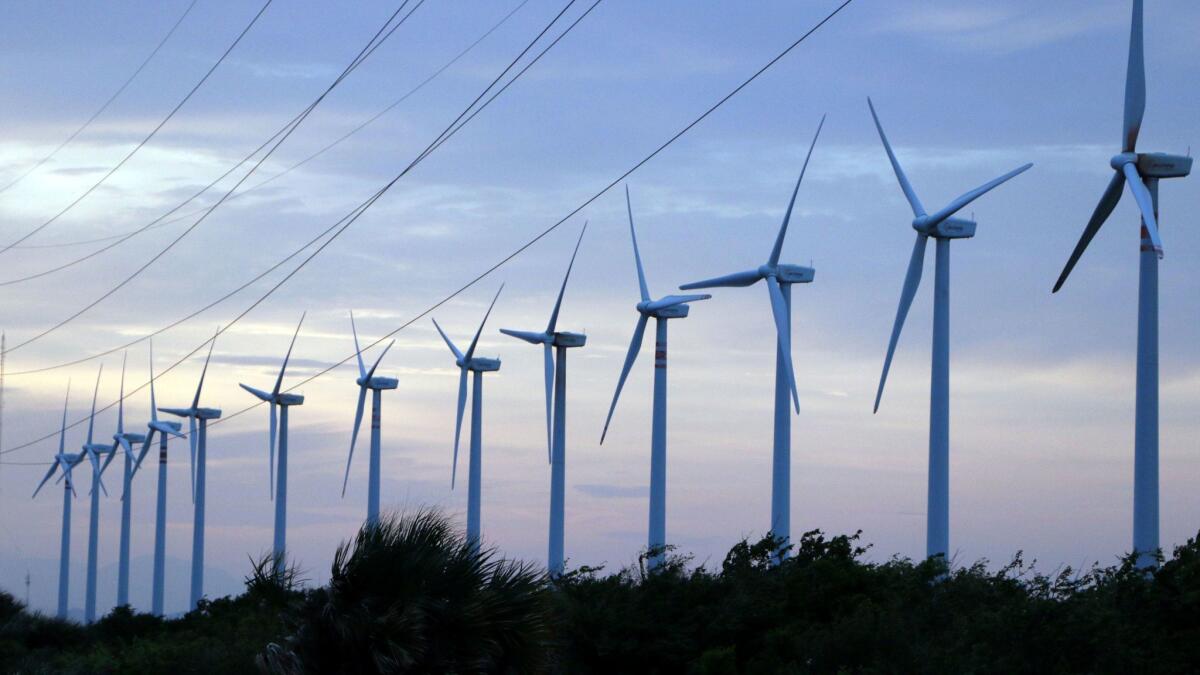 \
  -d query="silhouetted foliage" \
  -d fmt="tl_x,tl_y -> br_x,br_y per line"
3,517 -> 1199,674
